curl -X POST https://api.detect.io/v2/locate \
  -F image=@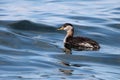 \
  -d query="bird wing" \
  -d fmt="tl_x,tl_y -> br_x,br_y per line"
68,36 -> 99,48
